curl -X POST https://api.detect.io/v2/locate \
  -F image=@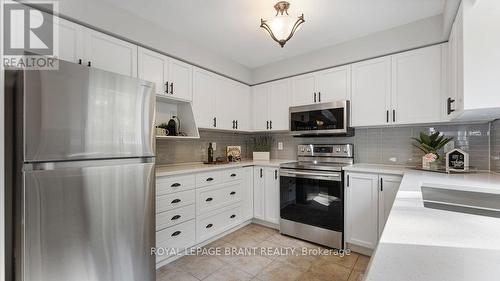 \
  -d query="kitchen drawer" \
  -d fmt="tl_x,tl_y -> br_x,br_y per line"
157,190 -> 195,213
196,171 -> 222,187
156,219 -> 196,263
196,204 -> 242,243
222,168 -> 243,182
196,181 -> 242,215
157,204 -> 195,231
157,175 -> 195,196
